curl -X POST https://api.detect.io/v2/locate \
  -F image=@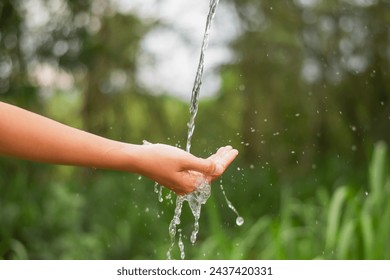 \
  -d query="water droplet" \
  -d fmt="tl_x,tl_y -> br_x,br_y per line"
178,230 -> 185,260
154,182 -> 159,193
236,216 -> 244,226
158,186 -> 164,202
